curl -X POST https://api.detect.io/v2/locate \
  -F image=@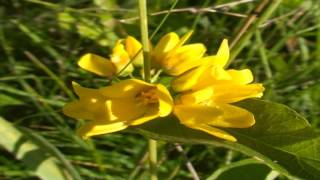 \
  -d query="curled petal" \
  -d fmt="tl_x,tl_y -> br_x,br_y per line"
77,121 -> 128,139
129,107 -> 160,126
212,83 -> 265,103
125,36 -> 143,66
154,32 -> 180,56
227,69 -> 253,84
78,53 -> 116,77
72,81 -> 103,98
111,42 -> 134,75
215,39 -> 229,67
155,84 -> 174,117
185,123 -> 237,142
125,36 -> 142,58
